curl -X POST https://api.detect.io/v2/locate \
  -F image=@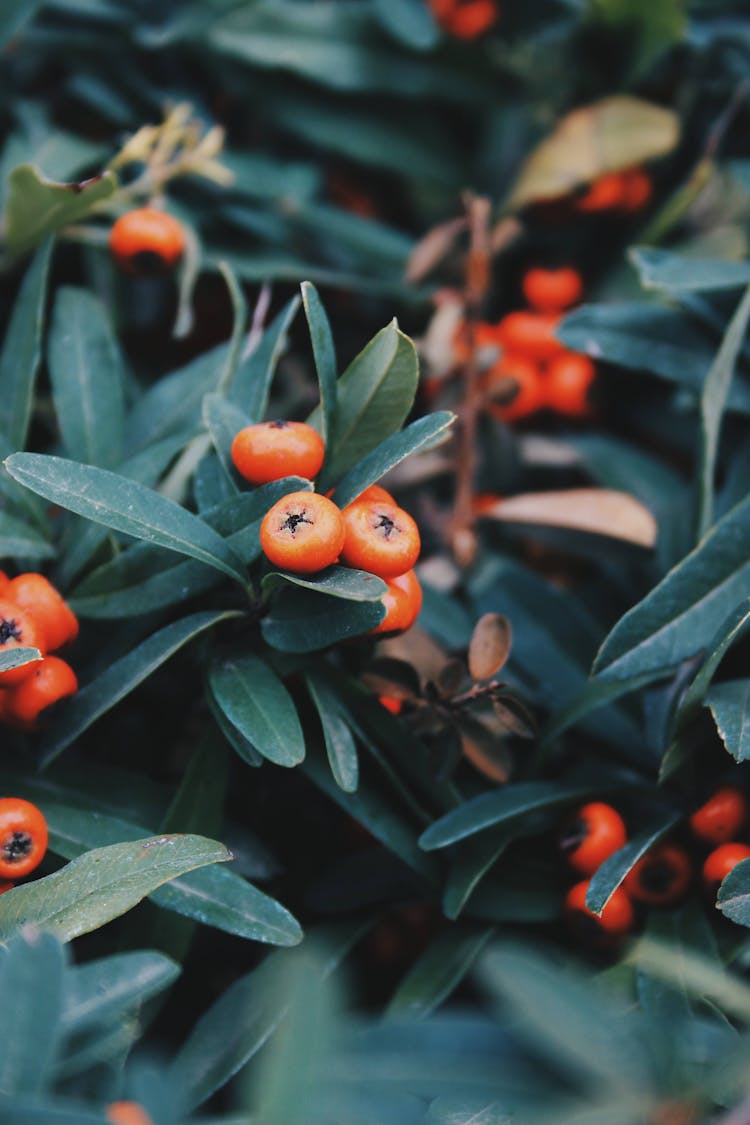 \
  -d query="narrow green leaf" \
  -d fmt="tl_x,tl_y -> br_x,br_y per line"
125,343 -> 228,455
231,296 -> 301,420
4,165 -> 117,257
673,599 -> 750,731
202,392 -> 248,488
0,511 -> 55,560
0,646 -> 42,674
0,931 -> 64,1096
0,238 -> 52,450
331,410 -> 455,508
0,834 -> 230,942
387,926 -> 495,1020
39,610 -> 236,765
0,0 -> 44,47
541,670 -> 663,747
216,261 -> 248,391
262,565 -> 386,603
697,285 -> 750,538
631,247 -> 750,292
4,453 -> 247,583
62,951 -> 180,1036
585,812 -> 681,915
209,653 -> 306,767
306,671 -> 359,792
301,281 -> 337,446
442,829 -> 514,920
47,287 -> 125,468
717,858 -> 750,926
706,679 -> 750,762
262,586 -> 386,652
373,0 -> 440,49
